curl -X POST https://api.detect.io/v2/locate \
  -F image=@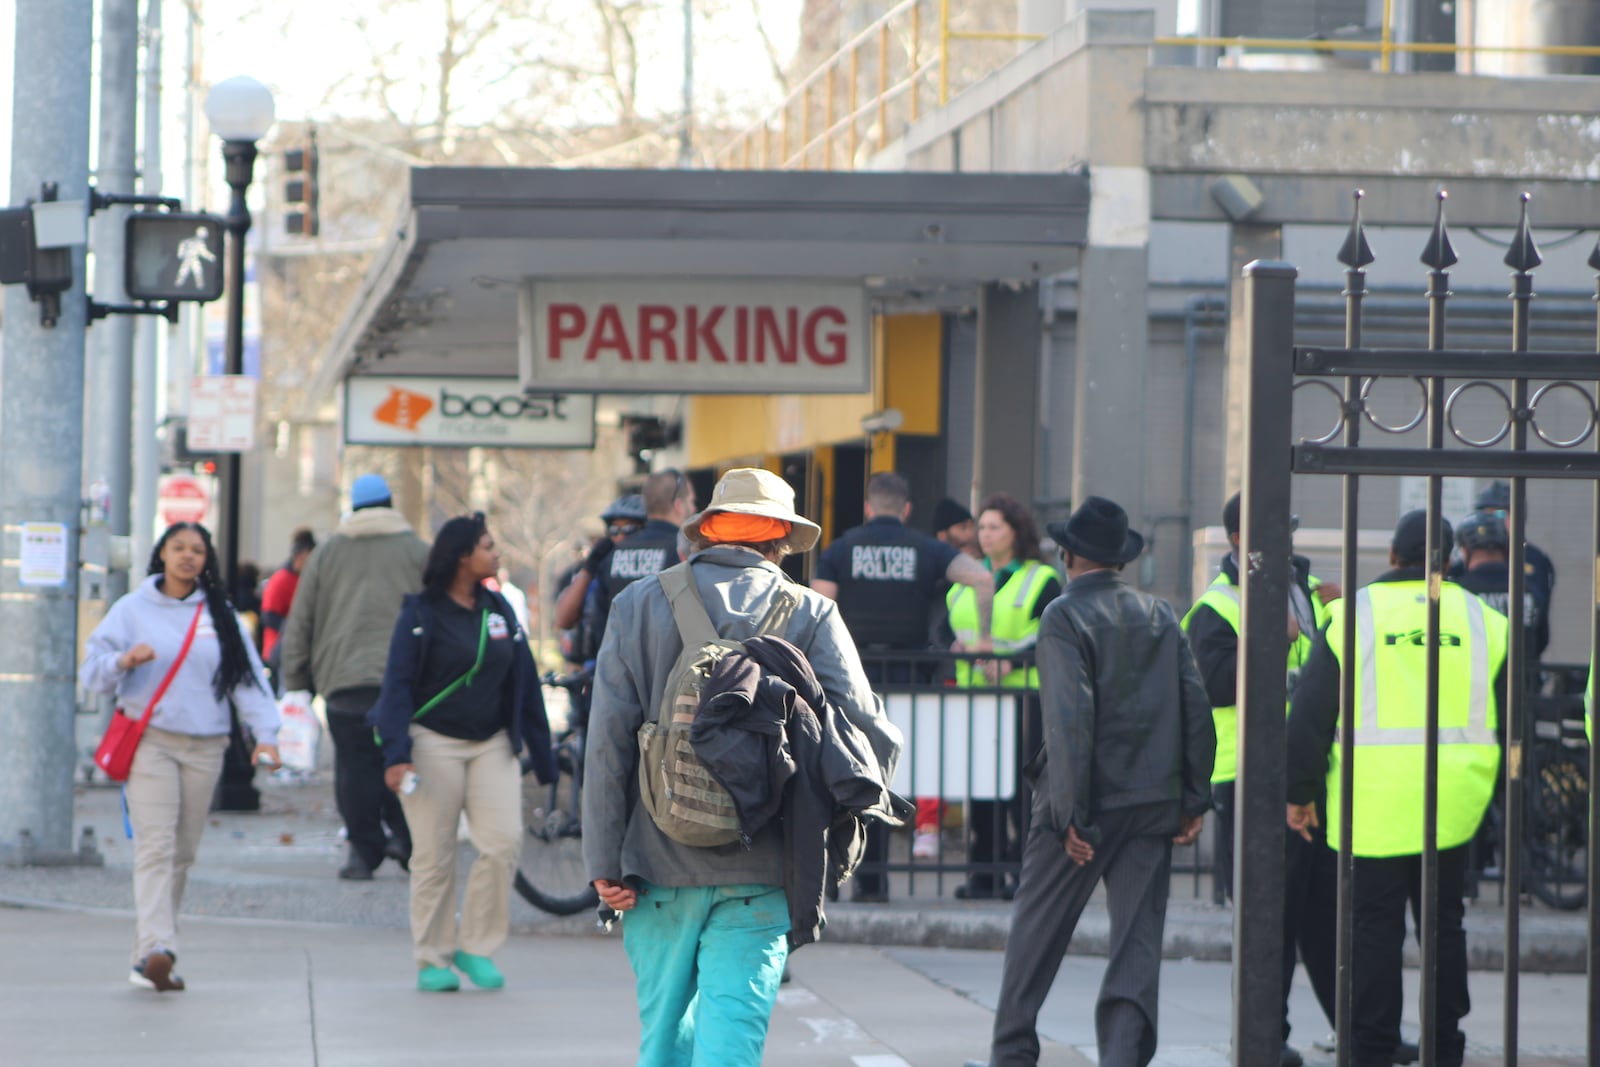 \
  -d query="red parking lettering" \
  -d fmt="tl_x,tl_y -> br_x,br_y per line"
687,306 -> 727,362
638,305 -> 679,362
548,304 -> 587,361
755,307 -> 798,363
804,307 -> 848,365
584,304 -> 635,361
